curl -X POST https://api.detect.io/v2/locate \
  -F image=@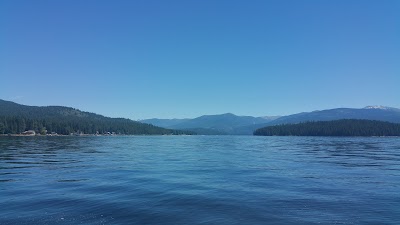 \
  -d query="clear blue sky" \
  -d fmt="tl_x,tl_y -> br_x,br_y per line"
1,0 -> 399,119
